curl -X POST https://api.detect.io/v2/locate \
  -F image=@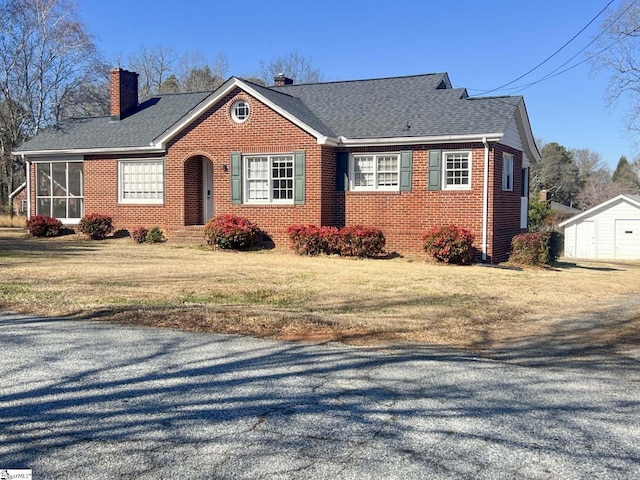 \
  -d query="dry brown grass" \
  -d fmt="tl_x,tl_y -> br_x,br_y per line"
1,228 -> 639,355
0,215 -> 27,228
